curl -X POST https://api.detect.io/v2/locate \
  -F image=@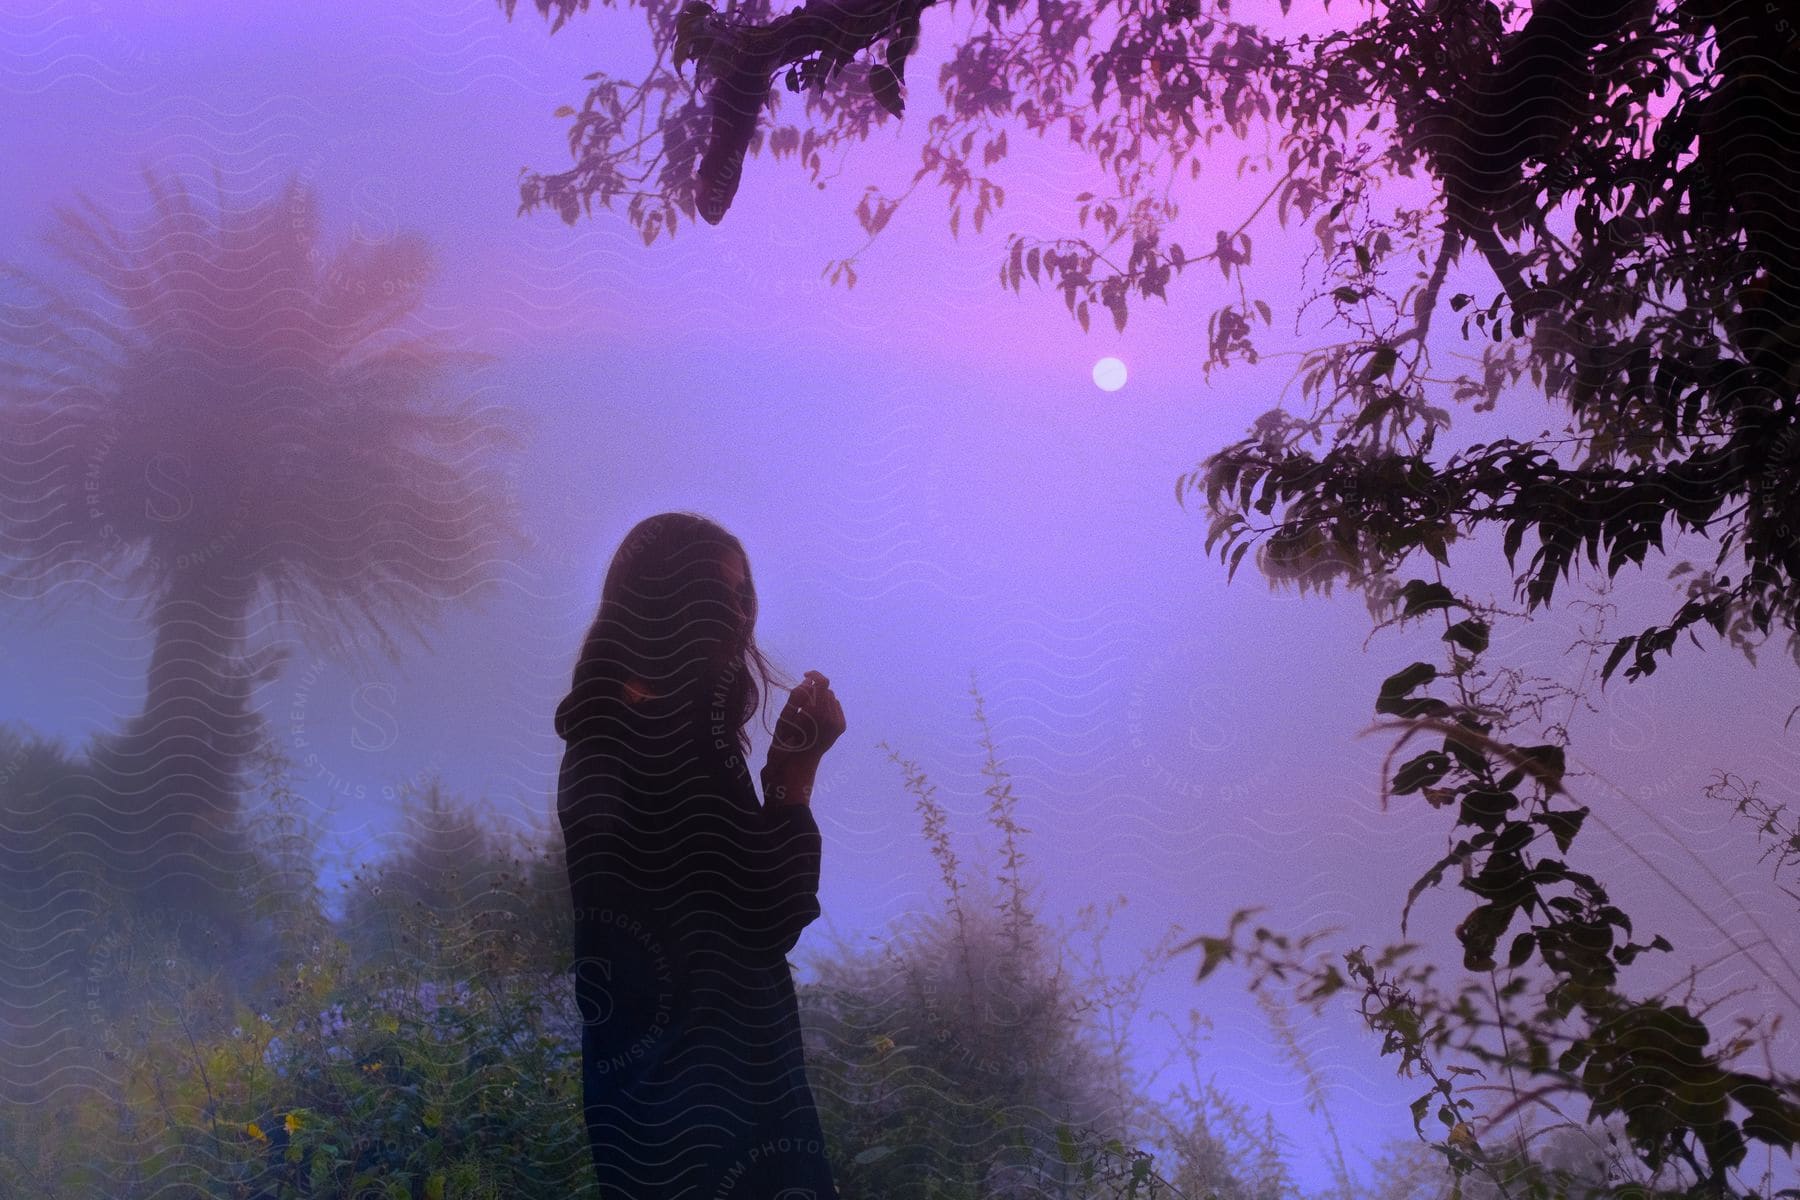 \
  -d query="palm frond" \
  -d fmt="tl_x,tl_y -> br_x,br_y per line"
0,164 -> 525,659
